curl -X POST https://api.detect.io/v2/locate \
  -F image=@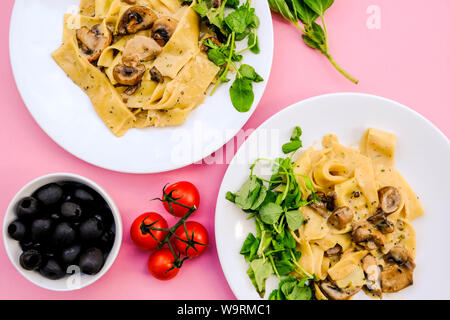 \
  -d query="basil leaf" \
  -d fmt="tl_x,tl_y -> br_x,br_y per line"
230,77 -> 254,112
282,140 -> 302,154
308,21 -> 325,45
239,64 -> 263,82
302,34 -> 321,51
269,0 -> 297,23
304,0 -> 334,16
293,0 -> 319,25
259,202 -> 283,225
248,258 -> 273,297
286,210 -> 303,231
